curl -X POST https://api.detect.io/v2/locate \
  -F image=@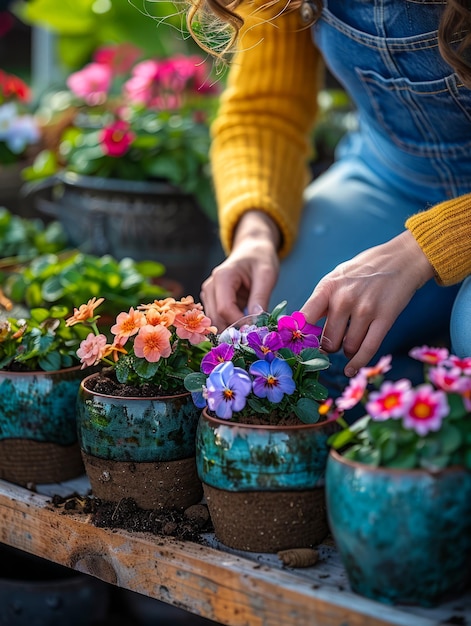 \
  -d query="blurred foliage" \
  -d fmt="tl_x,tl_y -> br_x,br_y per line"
13,0 -> 197,70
